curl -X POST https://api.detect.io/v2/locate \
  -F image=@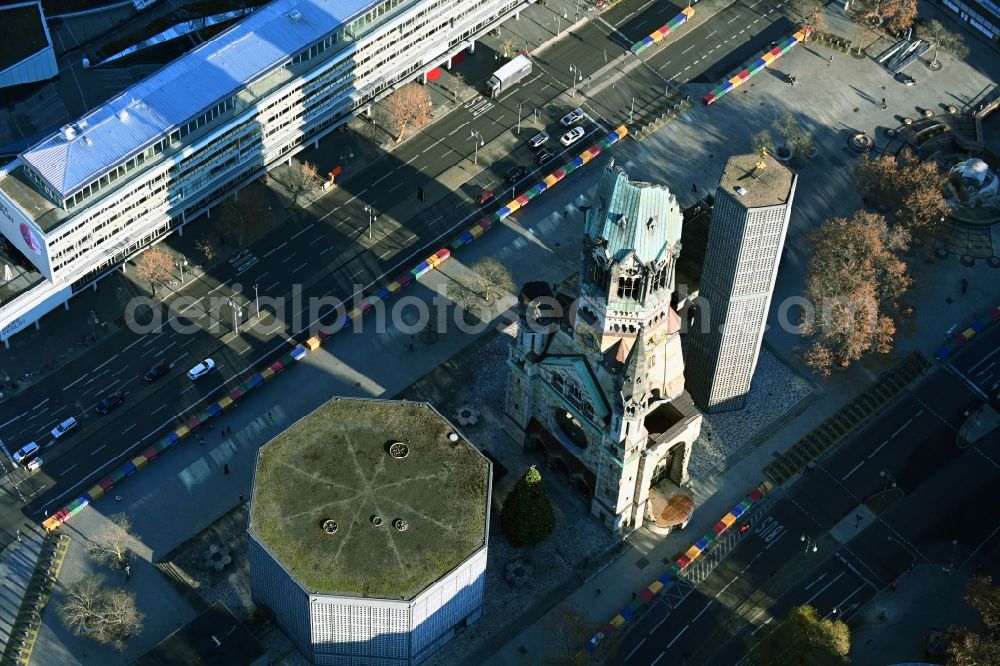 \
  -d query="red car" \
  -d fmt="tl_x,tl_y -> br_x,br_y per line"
478,190 -> 496,206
